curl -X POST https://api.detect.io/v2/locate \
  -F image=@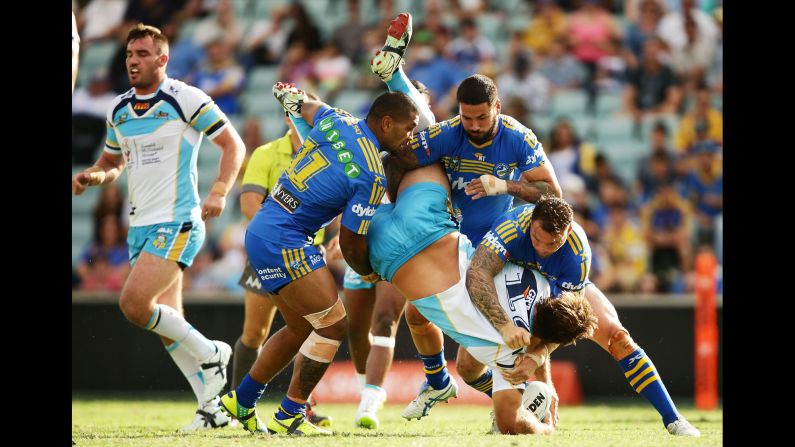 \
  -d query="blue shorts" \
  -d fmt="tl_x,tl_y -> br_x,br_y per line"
245,230 -> 326,294
367,182 -> 457,282
343,266 -> 374,290
127,220 -> 205,269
